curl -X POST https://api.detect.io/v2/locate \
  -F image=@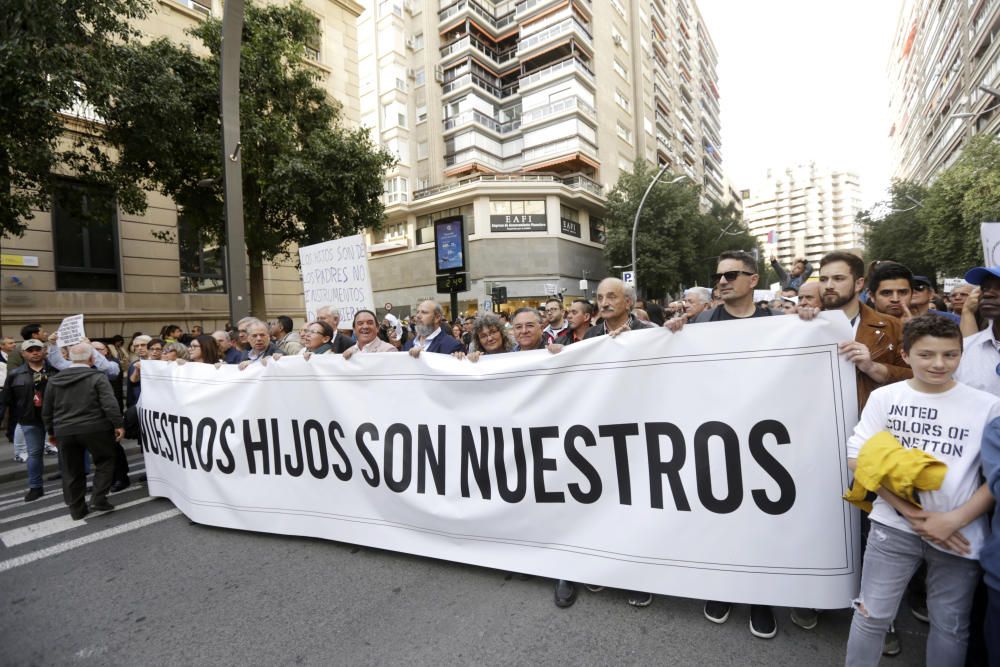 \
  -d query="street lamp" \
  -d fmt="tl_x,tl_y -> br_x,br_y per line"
631,165 -> 688,290
949,85 -> 1000,119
